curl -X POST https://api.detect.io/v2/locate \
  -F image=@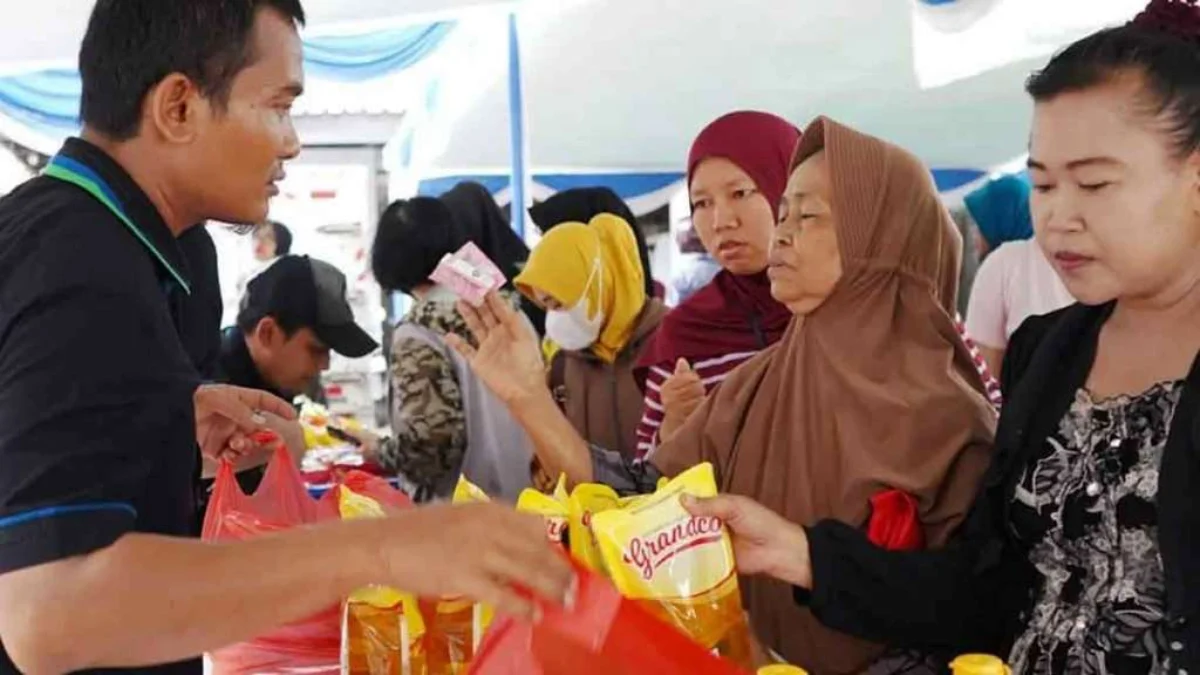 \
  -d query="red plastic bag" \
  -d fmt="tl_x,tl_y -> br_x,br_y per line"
866,489 -> 925,551
202,445 -> 410,675
469,559 -> 750,675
